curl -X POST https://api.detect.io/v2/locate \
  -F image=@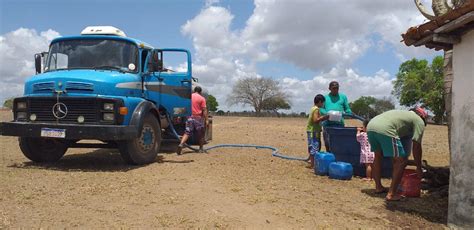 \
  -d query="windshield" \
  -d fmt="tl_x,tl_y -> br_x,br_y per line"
45,39 -> 138,73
